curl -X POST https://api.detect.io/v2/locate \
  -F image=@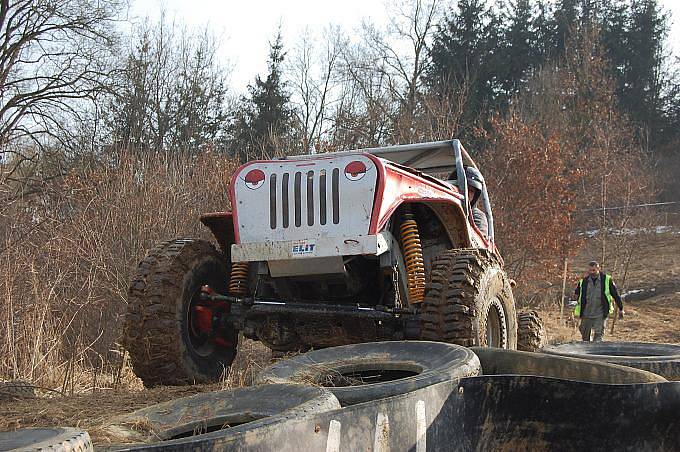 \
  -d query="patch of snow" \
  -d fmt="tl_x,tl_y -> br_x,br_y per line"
622,289 -> 644,299
581,229 -> 599,238
579,225 -> 679,237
